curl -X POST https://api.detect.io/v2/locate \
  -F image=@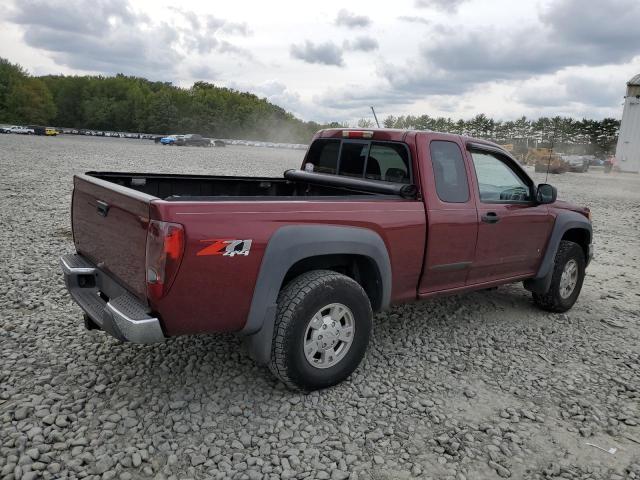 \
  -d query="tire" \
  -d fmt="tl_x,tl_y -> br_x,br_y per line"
269,270 -> 372,391
532,240 -> 586,313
